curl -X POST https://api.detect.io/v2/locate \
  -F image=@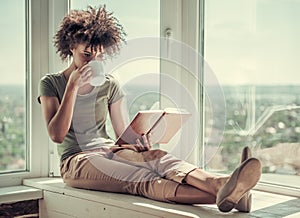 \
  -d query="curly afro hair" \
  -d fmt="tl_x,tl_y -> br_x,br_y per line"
54,5 -> 126,61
